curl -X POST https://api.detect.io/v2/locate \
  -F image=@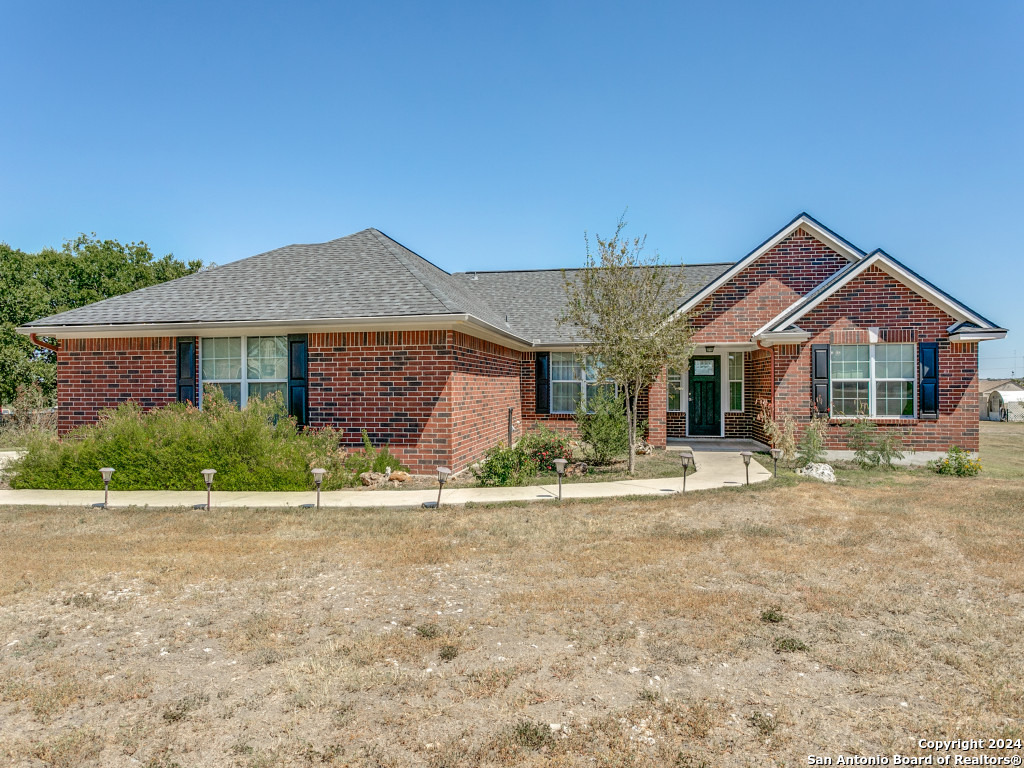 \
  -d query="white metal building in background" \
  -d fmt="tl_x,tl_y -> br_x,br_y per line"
979,379 -> 1024,421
